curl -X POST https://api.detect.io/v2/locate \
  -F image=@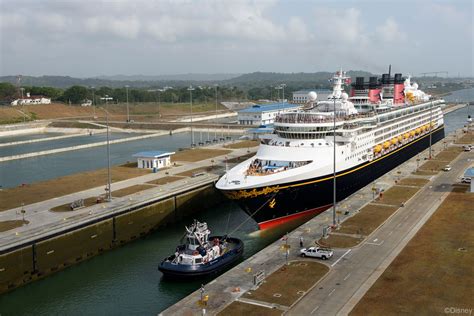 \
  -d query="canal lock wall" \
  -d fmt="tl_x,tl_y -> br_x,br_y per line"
0,184 -> 225,294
